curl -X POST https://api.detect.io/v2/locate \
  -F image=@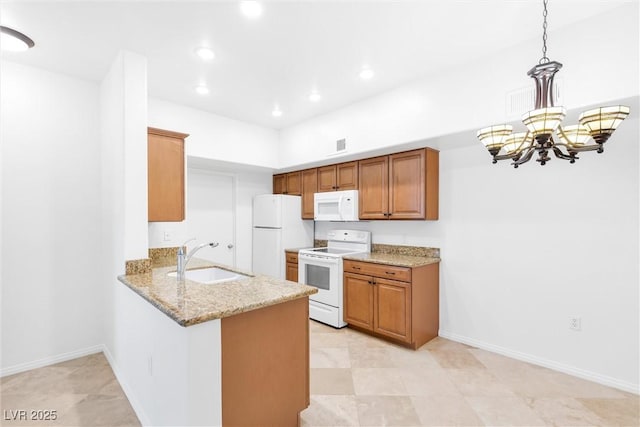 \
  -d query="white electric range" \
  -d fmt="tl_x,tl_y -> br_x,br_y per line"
298,230 -> 371,328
